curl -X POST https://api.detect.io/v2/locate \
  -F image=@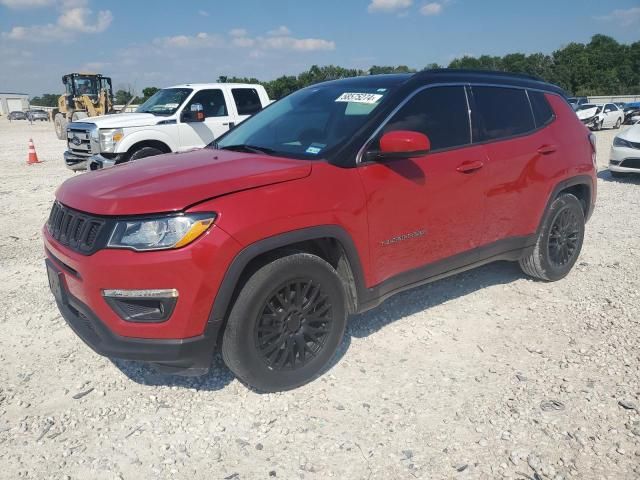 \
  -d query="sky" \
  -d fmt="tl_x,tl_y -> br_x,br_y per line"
0,0 -> 639,96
